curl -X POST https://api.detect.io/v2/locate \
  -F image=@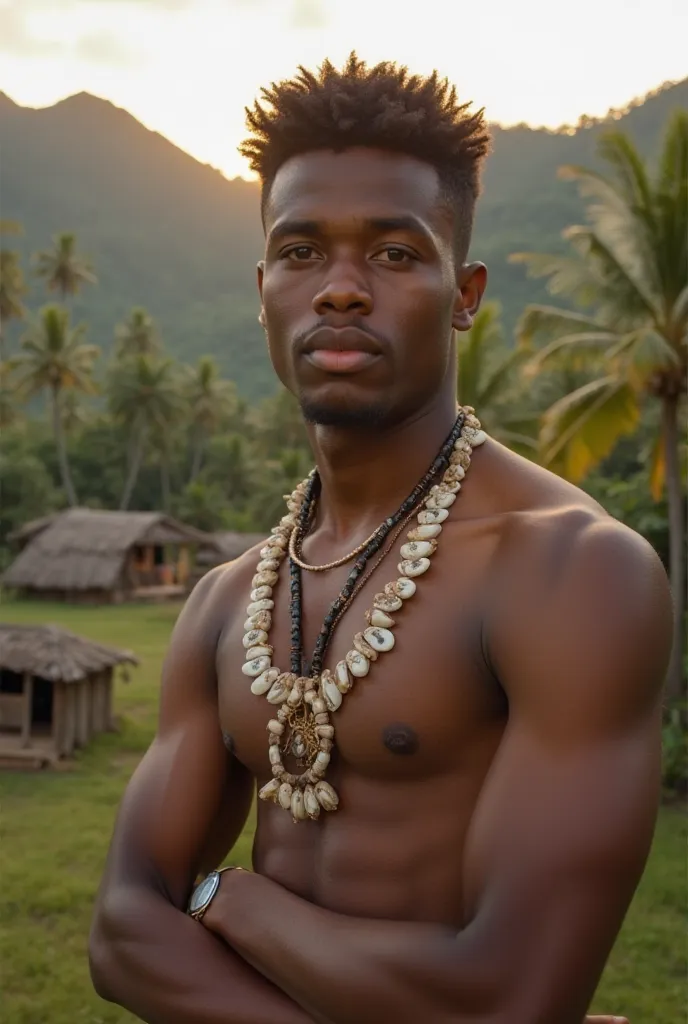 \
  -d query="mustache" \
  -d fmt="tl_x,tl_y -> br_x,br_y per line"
293,318 -> 390,351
